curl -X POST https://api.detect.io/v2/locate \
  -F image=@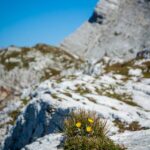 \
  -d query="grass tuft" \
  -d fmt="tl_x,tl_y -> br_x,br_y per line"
64,110 -> 125,150
113,119 -> 143,132
8,109 -> 21,125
